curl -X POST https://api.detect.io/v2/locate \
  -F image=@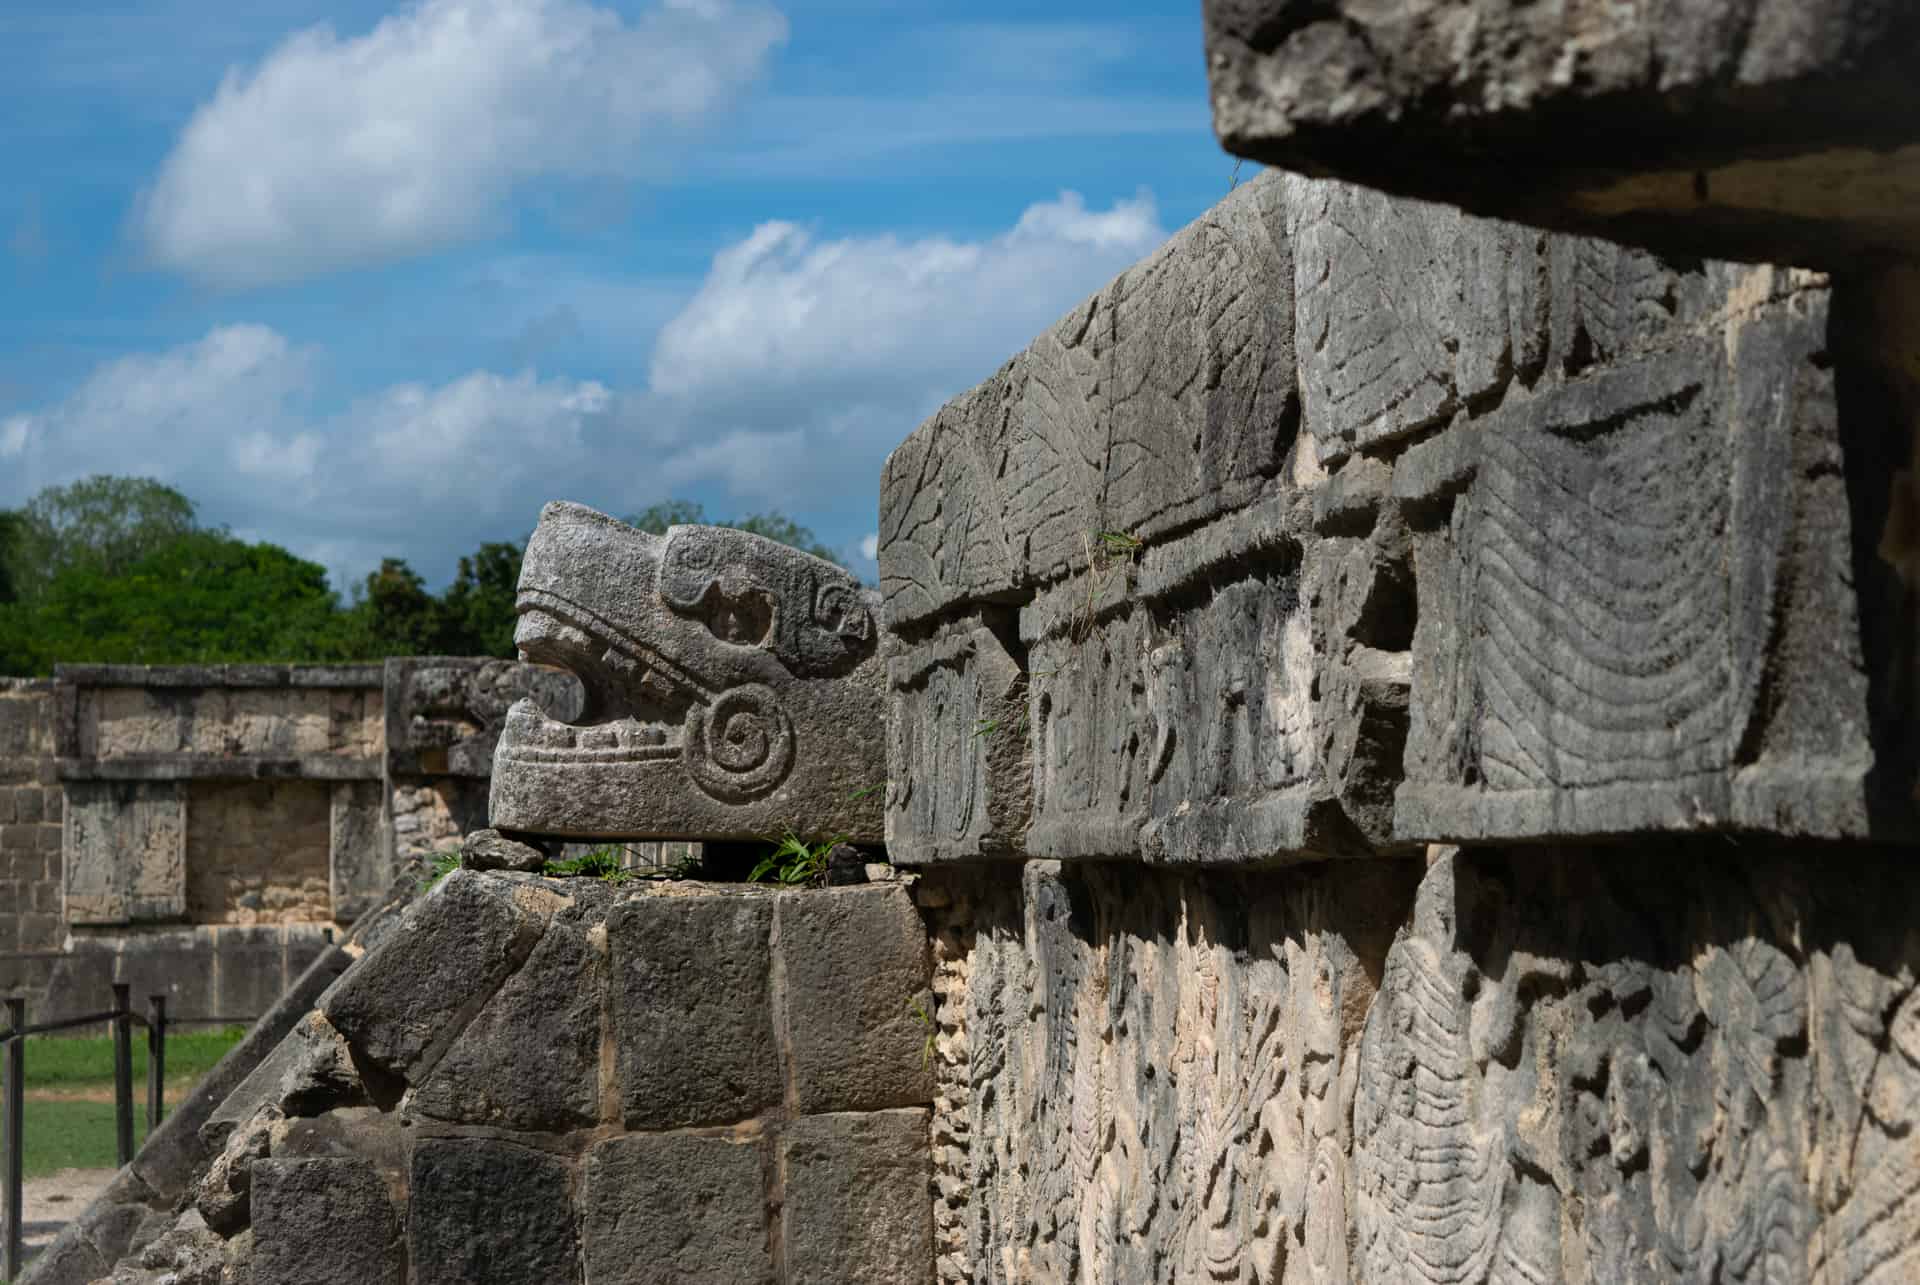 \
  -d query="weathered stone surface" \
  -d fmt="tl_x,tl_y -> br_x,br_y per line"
490,505 -> 886,842
887,624 -> 1032,863
932,858 -> 1416,1284
1203,0 -> 1920,266
607,891 -> 779,1129
777,884 -> 934,1114
63,780 -> 185,923
328,778 -> 389,921
879,172 -> 1295,630
582,1131 -> 774,1285
782,1110 -> 934,1285
249,1157 -> 401,1285
1353,841 -> 1920,1284
458,826 -> 547,872
321,870 -> 550,1082
409,891 -> 604,1130
194,1107 -> 277,1235
409,1138 -> 580,1285
275,1012 -> 365,1118
383,655 -> 582,778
